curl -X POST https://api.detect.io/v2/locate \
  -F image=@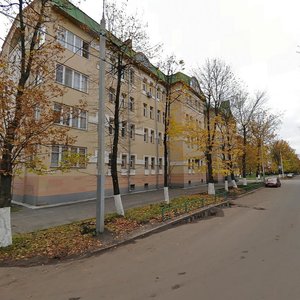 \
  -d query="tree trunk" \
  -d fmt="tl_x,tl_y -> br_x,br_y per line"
230,172 -> 238,188
110,60 -> 124,216
0,174 -> 13,208
207,151 -> 215,195
224,175 -> 229,192
242,127 -> 247,186
163,84 -> 171,204
0,157 -> 13,247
